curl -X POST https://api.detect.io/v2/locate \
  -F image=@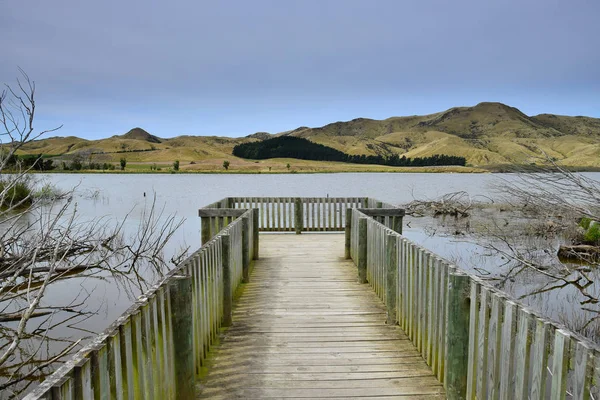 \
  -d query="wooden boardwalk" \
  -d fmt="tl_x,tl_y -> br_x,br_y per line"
197,234 -> 445,399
